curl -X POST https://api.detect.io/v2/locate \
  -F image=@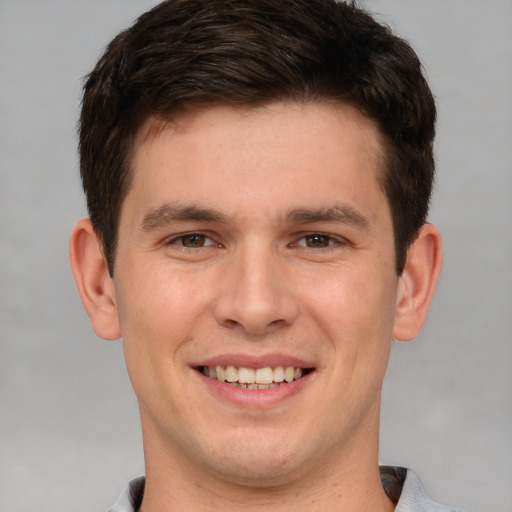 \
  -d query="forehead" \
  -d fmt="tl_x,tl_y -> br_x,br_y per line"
136,100 -> 384,163
125,102 -> 388,223
136,100 -> 384,156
